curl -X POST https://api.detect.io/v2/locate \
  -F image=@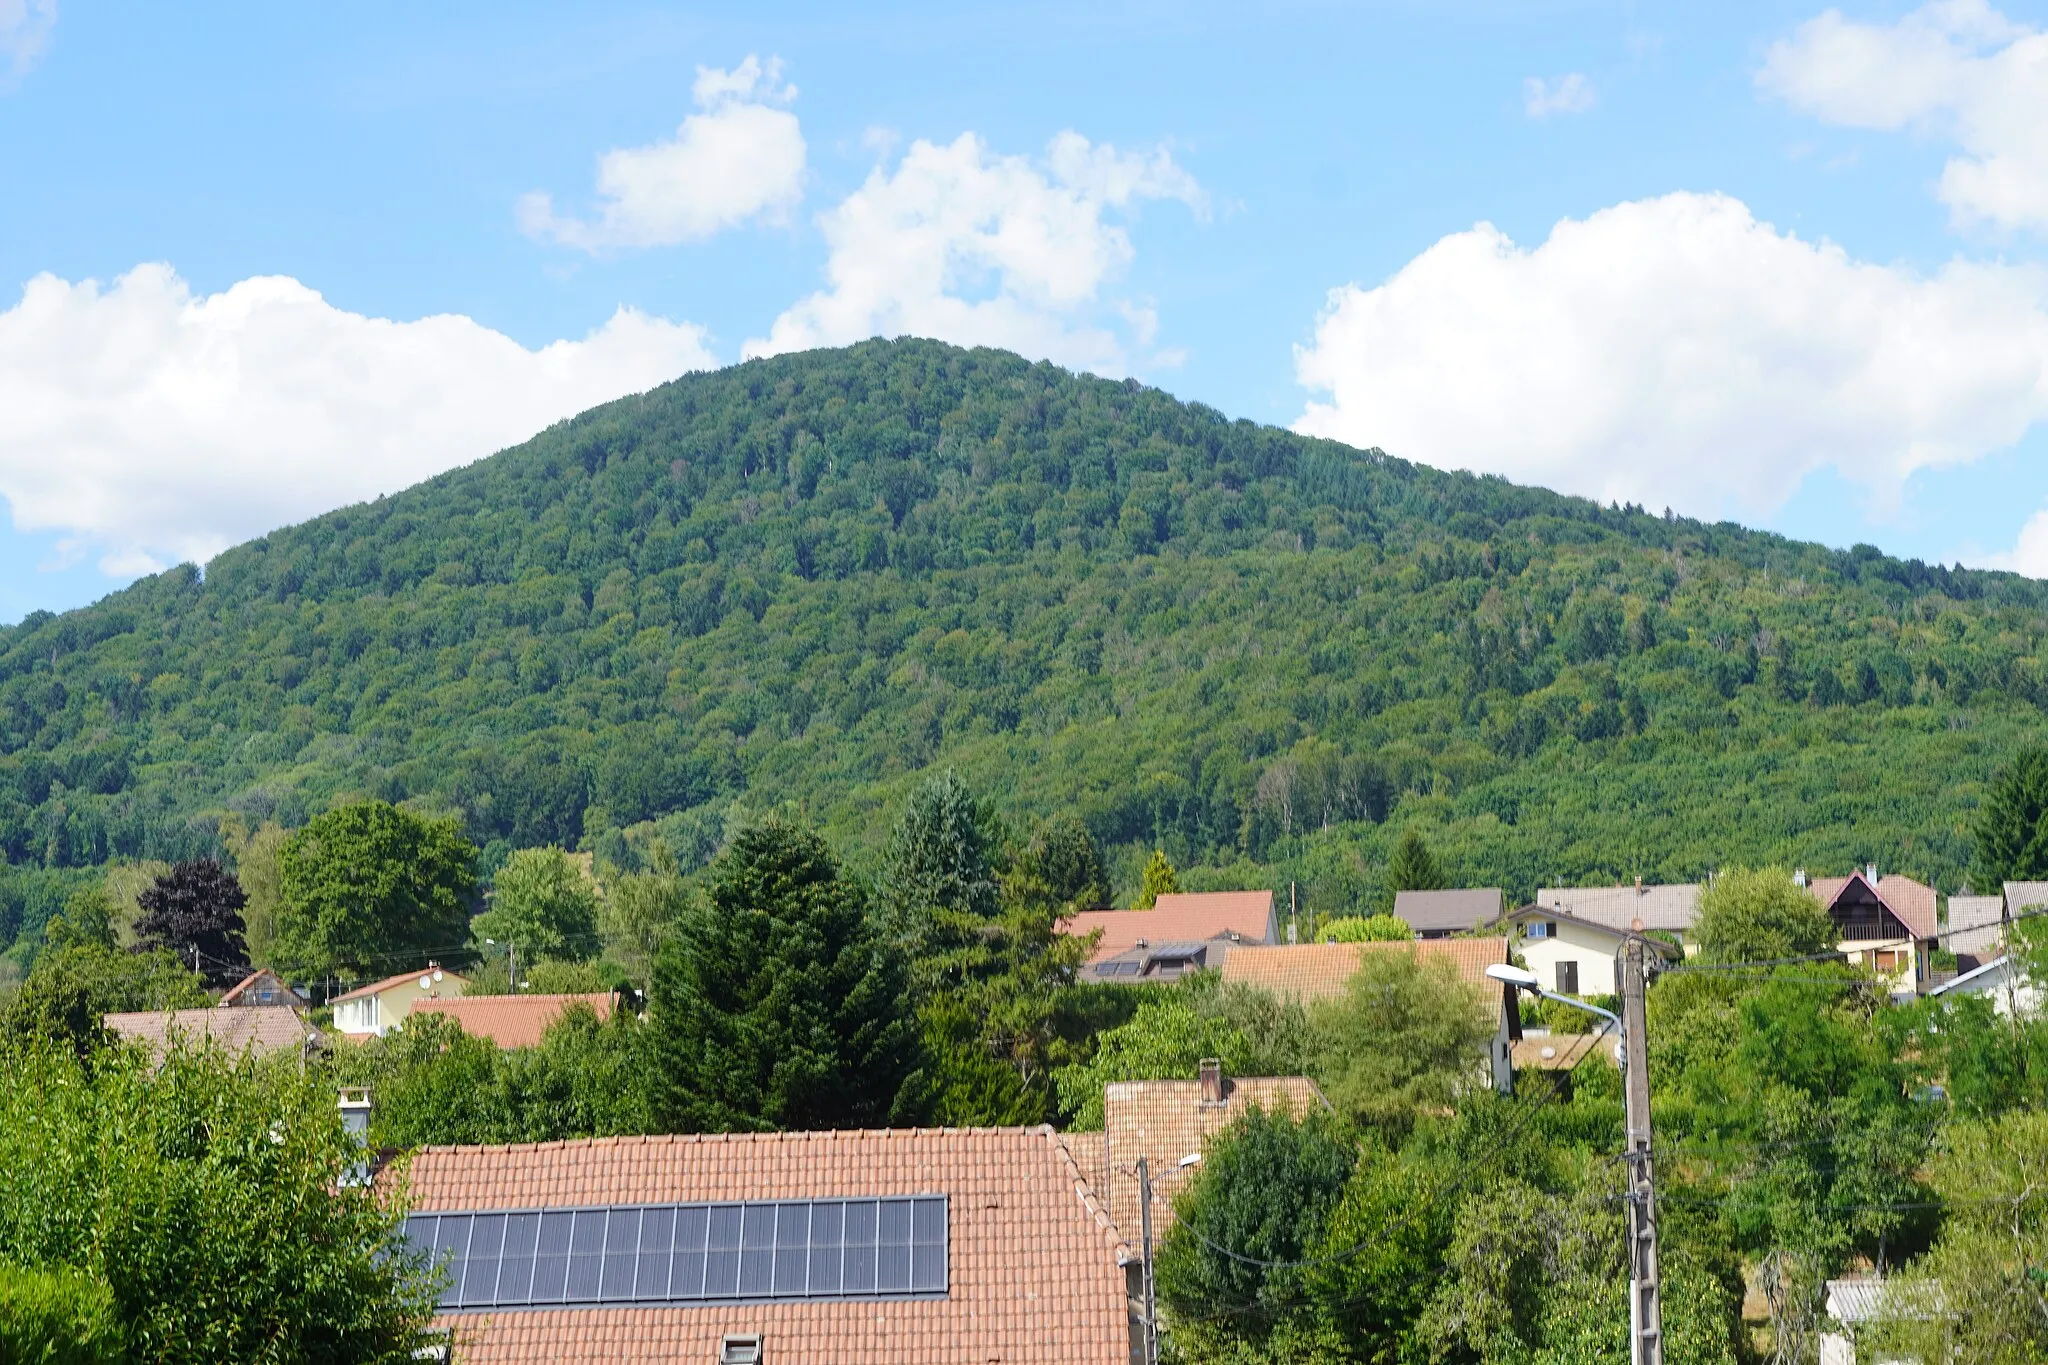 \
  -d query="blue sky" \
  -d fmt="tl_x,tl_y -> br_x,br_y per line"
3,0 -> 2048,621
